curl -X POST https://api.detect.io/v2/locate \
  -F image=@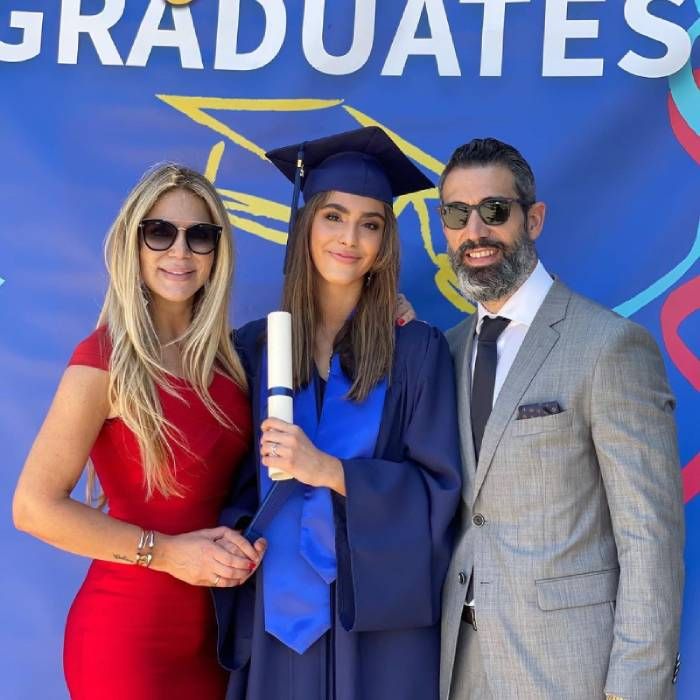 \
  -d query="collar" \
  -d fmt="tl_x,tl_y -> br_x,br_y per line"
476,260 -> 554,334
